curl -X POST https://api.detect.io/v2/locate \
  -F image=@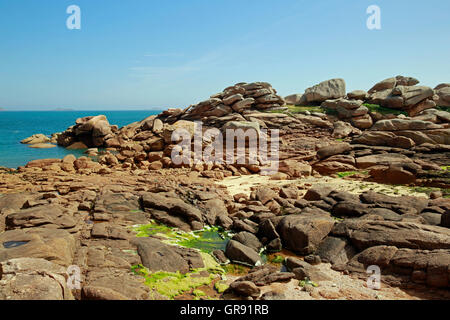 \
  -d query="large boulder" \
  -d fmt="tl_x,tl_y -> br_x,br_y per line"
360,191 -> 429,215
304,79 -> 346,103
332,220 -> 450,251
368,77 -> 397,94
370,119 -> 442,131
316,143 -> 351,160
344,246 -> 450,288
435,84 -> 450,107
20,134 -> 50,145
352,131 -> 416,149
56,115 -> 114,148
351,114 -> 373,129
225,240 -> 263,266
355,153 -> 413,169
347,90 -> 368,100
332,121 -> 362,139
162,120 -> 197,144
229,281 -> 261,298
132,237 -> 204,274
277,212 -> 335,254
201,198 -> 232,229
316,236 -> 356,265
140,192 -> 204,231
397,86 -> 434,107
284,94 -> 306,106
232,232 -> 263,253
